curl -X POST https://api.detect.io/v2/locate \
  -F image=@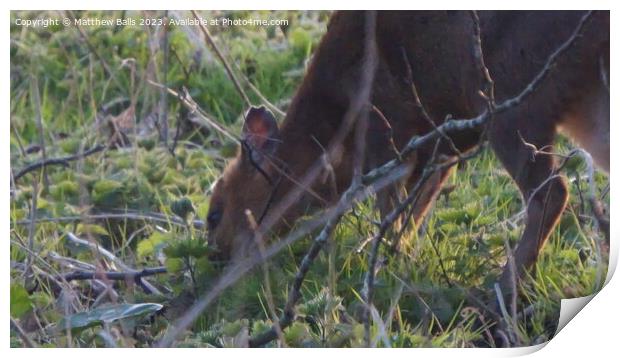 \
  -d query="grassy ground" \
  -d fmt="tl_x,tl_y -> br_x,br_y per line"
10,10 -> 609,348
